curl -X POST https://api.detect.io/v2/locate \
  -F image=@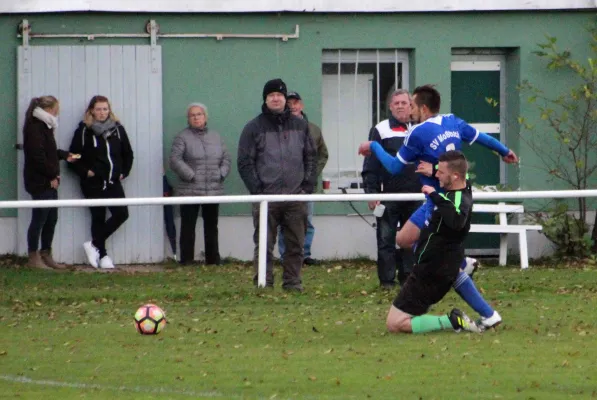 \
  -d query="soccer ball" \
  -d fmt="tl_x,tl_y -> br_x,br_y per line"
134,304 -> 167,335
